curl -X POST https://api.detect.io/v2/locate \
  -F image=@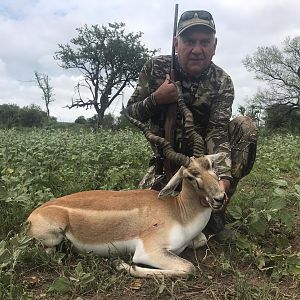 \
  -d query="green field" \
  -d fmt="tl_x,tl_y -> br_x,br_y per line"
0,129 -> 299,299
